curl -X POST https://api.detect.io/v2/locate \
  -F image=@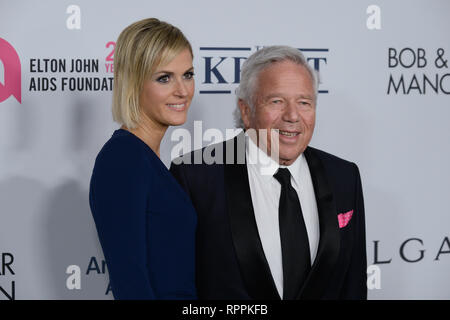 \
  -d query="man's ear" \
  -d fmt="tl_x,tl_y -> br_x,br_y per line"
238,99 -> 252,129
